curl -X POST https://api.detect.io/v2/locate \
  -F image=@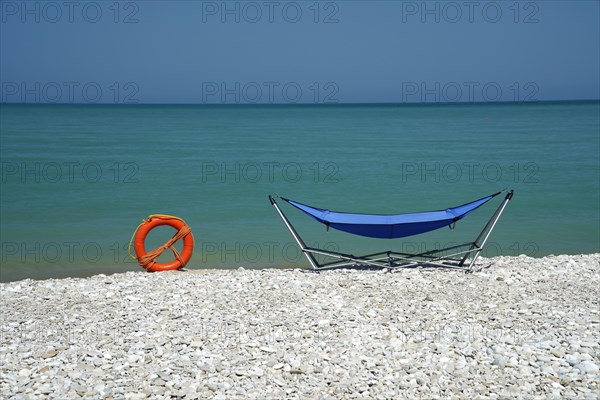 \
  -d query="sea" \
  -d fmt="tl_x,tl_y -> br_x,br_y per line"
1,101 -> 599,282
